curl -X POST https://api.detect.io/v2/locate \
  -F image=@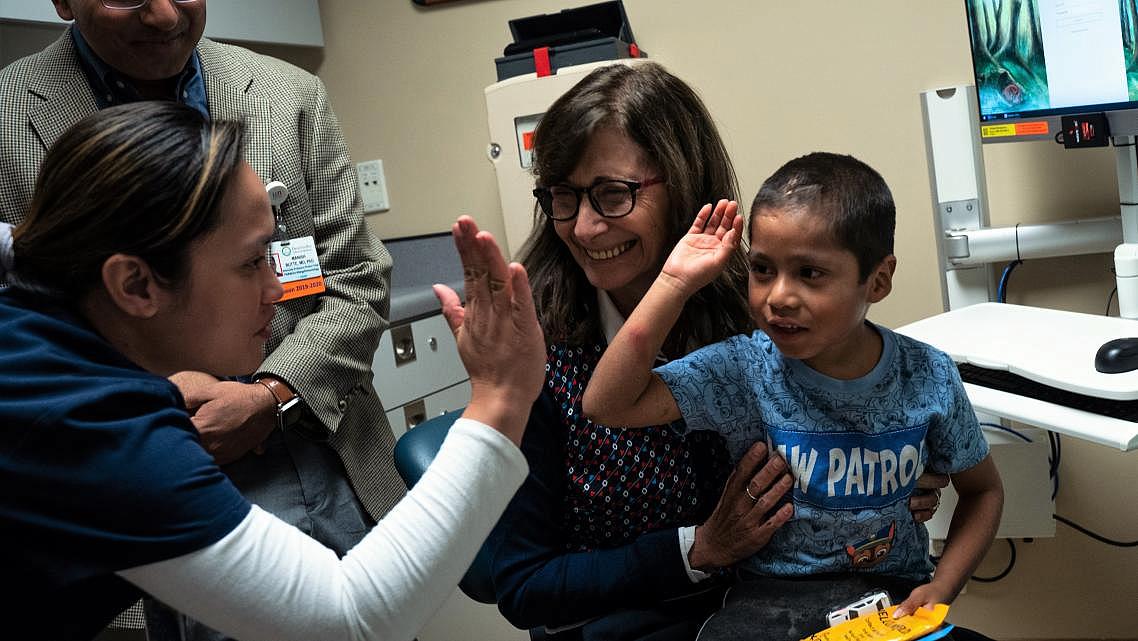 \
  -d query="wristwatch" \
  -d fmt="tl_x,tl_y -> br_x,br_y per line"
256,377 -> 304,431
